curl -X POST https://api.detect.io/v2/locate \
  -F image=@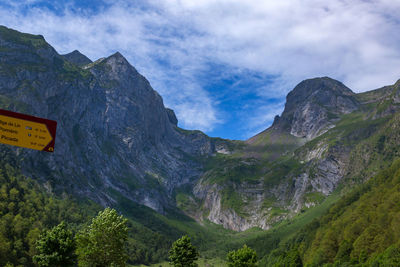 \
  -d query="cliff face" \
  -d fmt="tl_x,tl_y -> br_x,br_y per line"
0,26 -> 225,213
